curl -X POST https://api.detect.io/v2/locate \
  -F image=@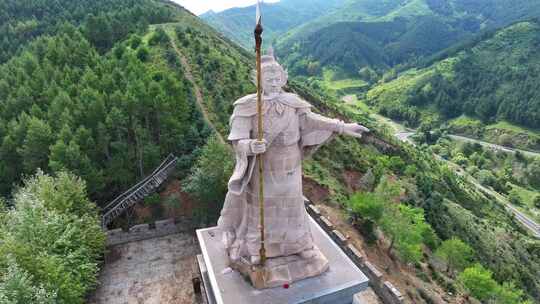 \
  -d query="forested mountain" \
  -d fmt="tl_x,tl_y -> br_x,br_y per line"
0,0 -> 255,302
1,0 -> 539,303
366,21 -> 540,131
274,0 -> 540,77
0,0 -> 253,201
201,0 -> 346,50
0,0 -> 178,63
287,81 -> 540,302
